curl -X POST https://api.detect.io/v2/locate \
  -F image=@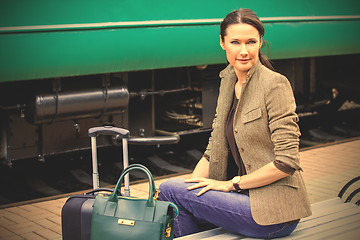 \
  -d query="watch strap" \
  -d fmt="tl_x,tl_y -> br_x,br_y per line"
233,181 -> 241,191
232,177 -> 242,191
